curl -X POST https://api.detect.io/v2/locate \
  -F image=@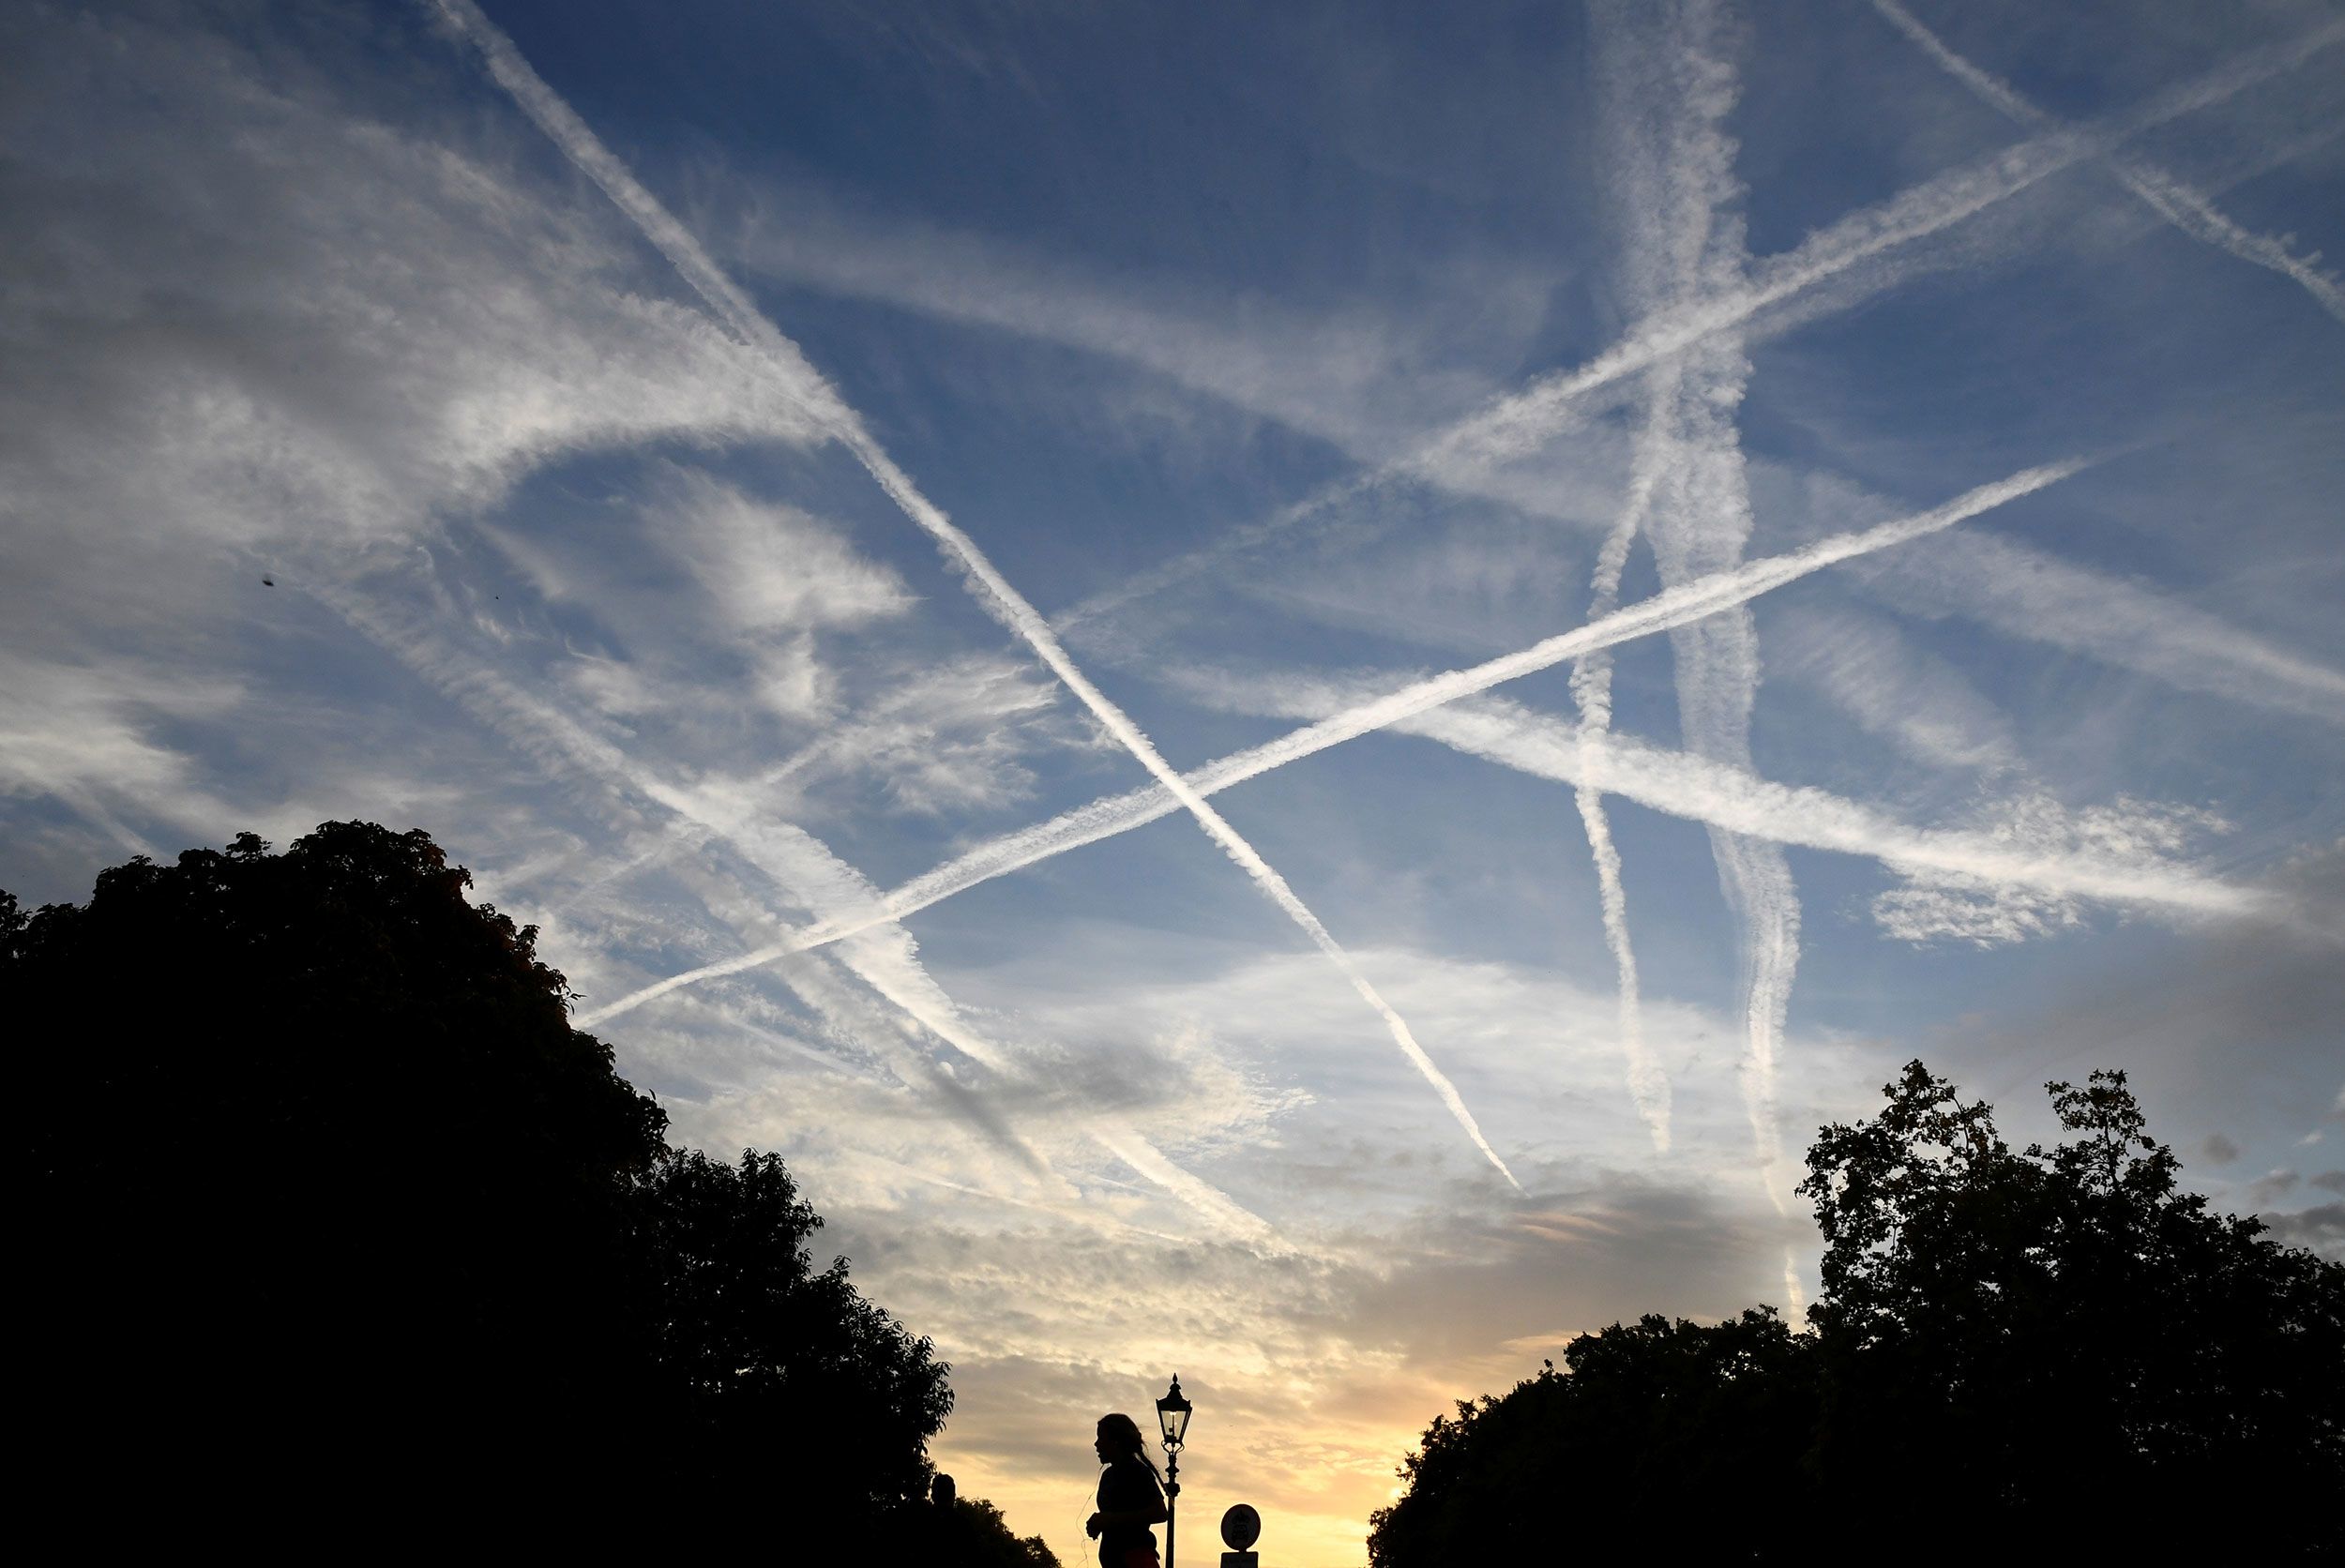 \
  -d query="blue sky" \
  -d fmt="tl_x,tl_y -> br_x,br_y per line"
5,1 -> 2342,1560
